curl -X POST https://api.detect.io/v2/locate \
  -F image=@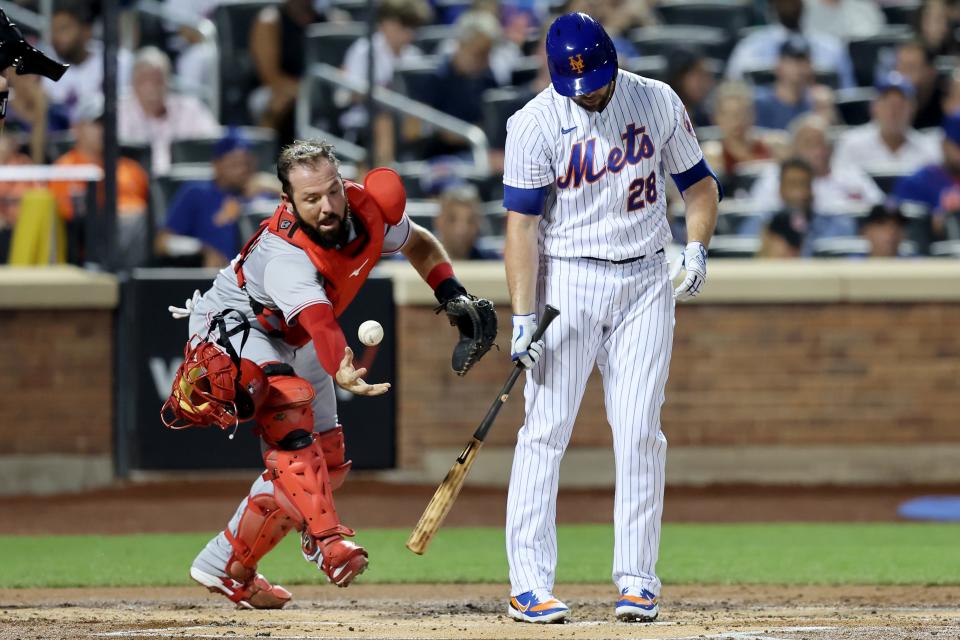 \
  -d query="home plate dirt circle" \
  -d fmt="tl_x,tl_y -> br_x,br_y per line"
2,584 -> 958,640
